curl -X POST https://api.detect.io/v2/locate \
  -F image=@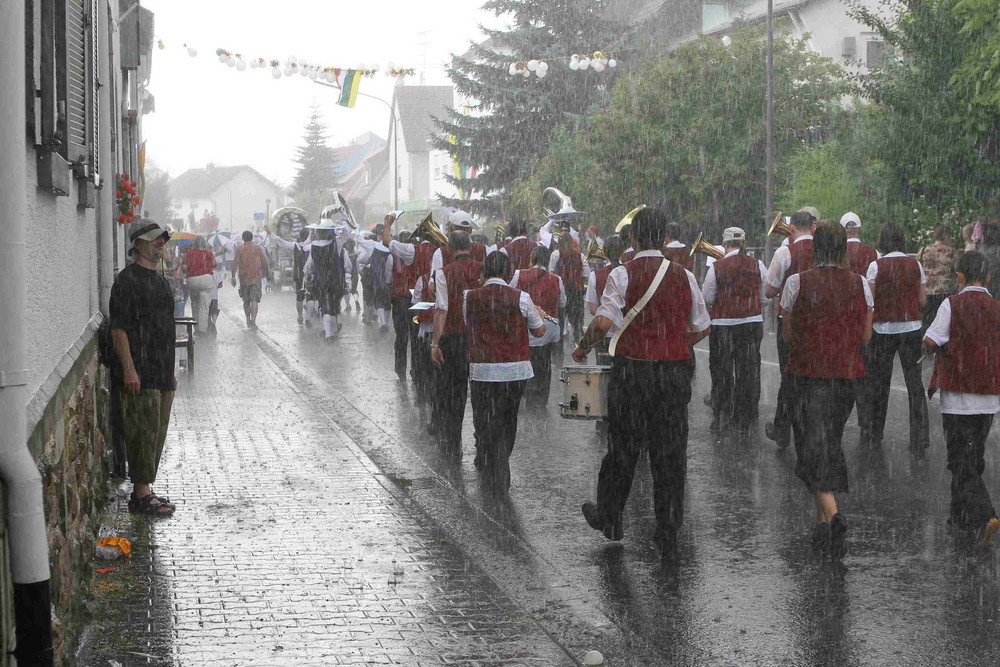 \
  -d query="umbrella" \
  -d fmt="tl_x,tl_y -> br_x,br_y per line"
207,232 -> 232,252
169,231 -> 198,246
